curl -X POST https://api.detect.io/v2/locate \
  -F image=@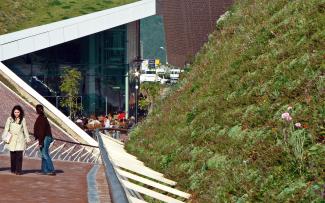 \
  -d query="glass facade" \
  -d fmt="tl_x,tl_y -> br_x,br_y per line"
4,25 -> 128,116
